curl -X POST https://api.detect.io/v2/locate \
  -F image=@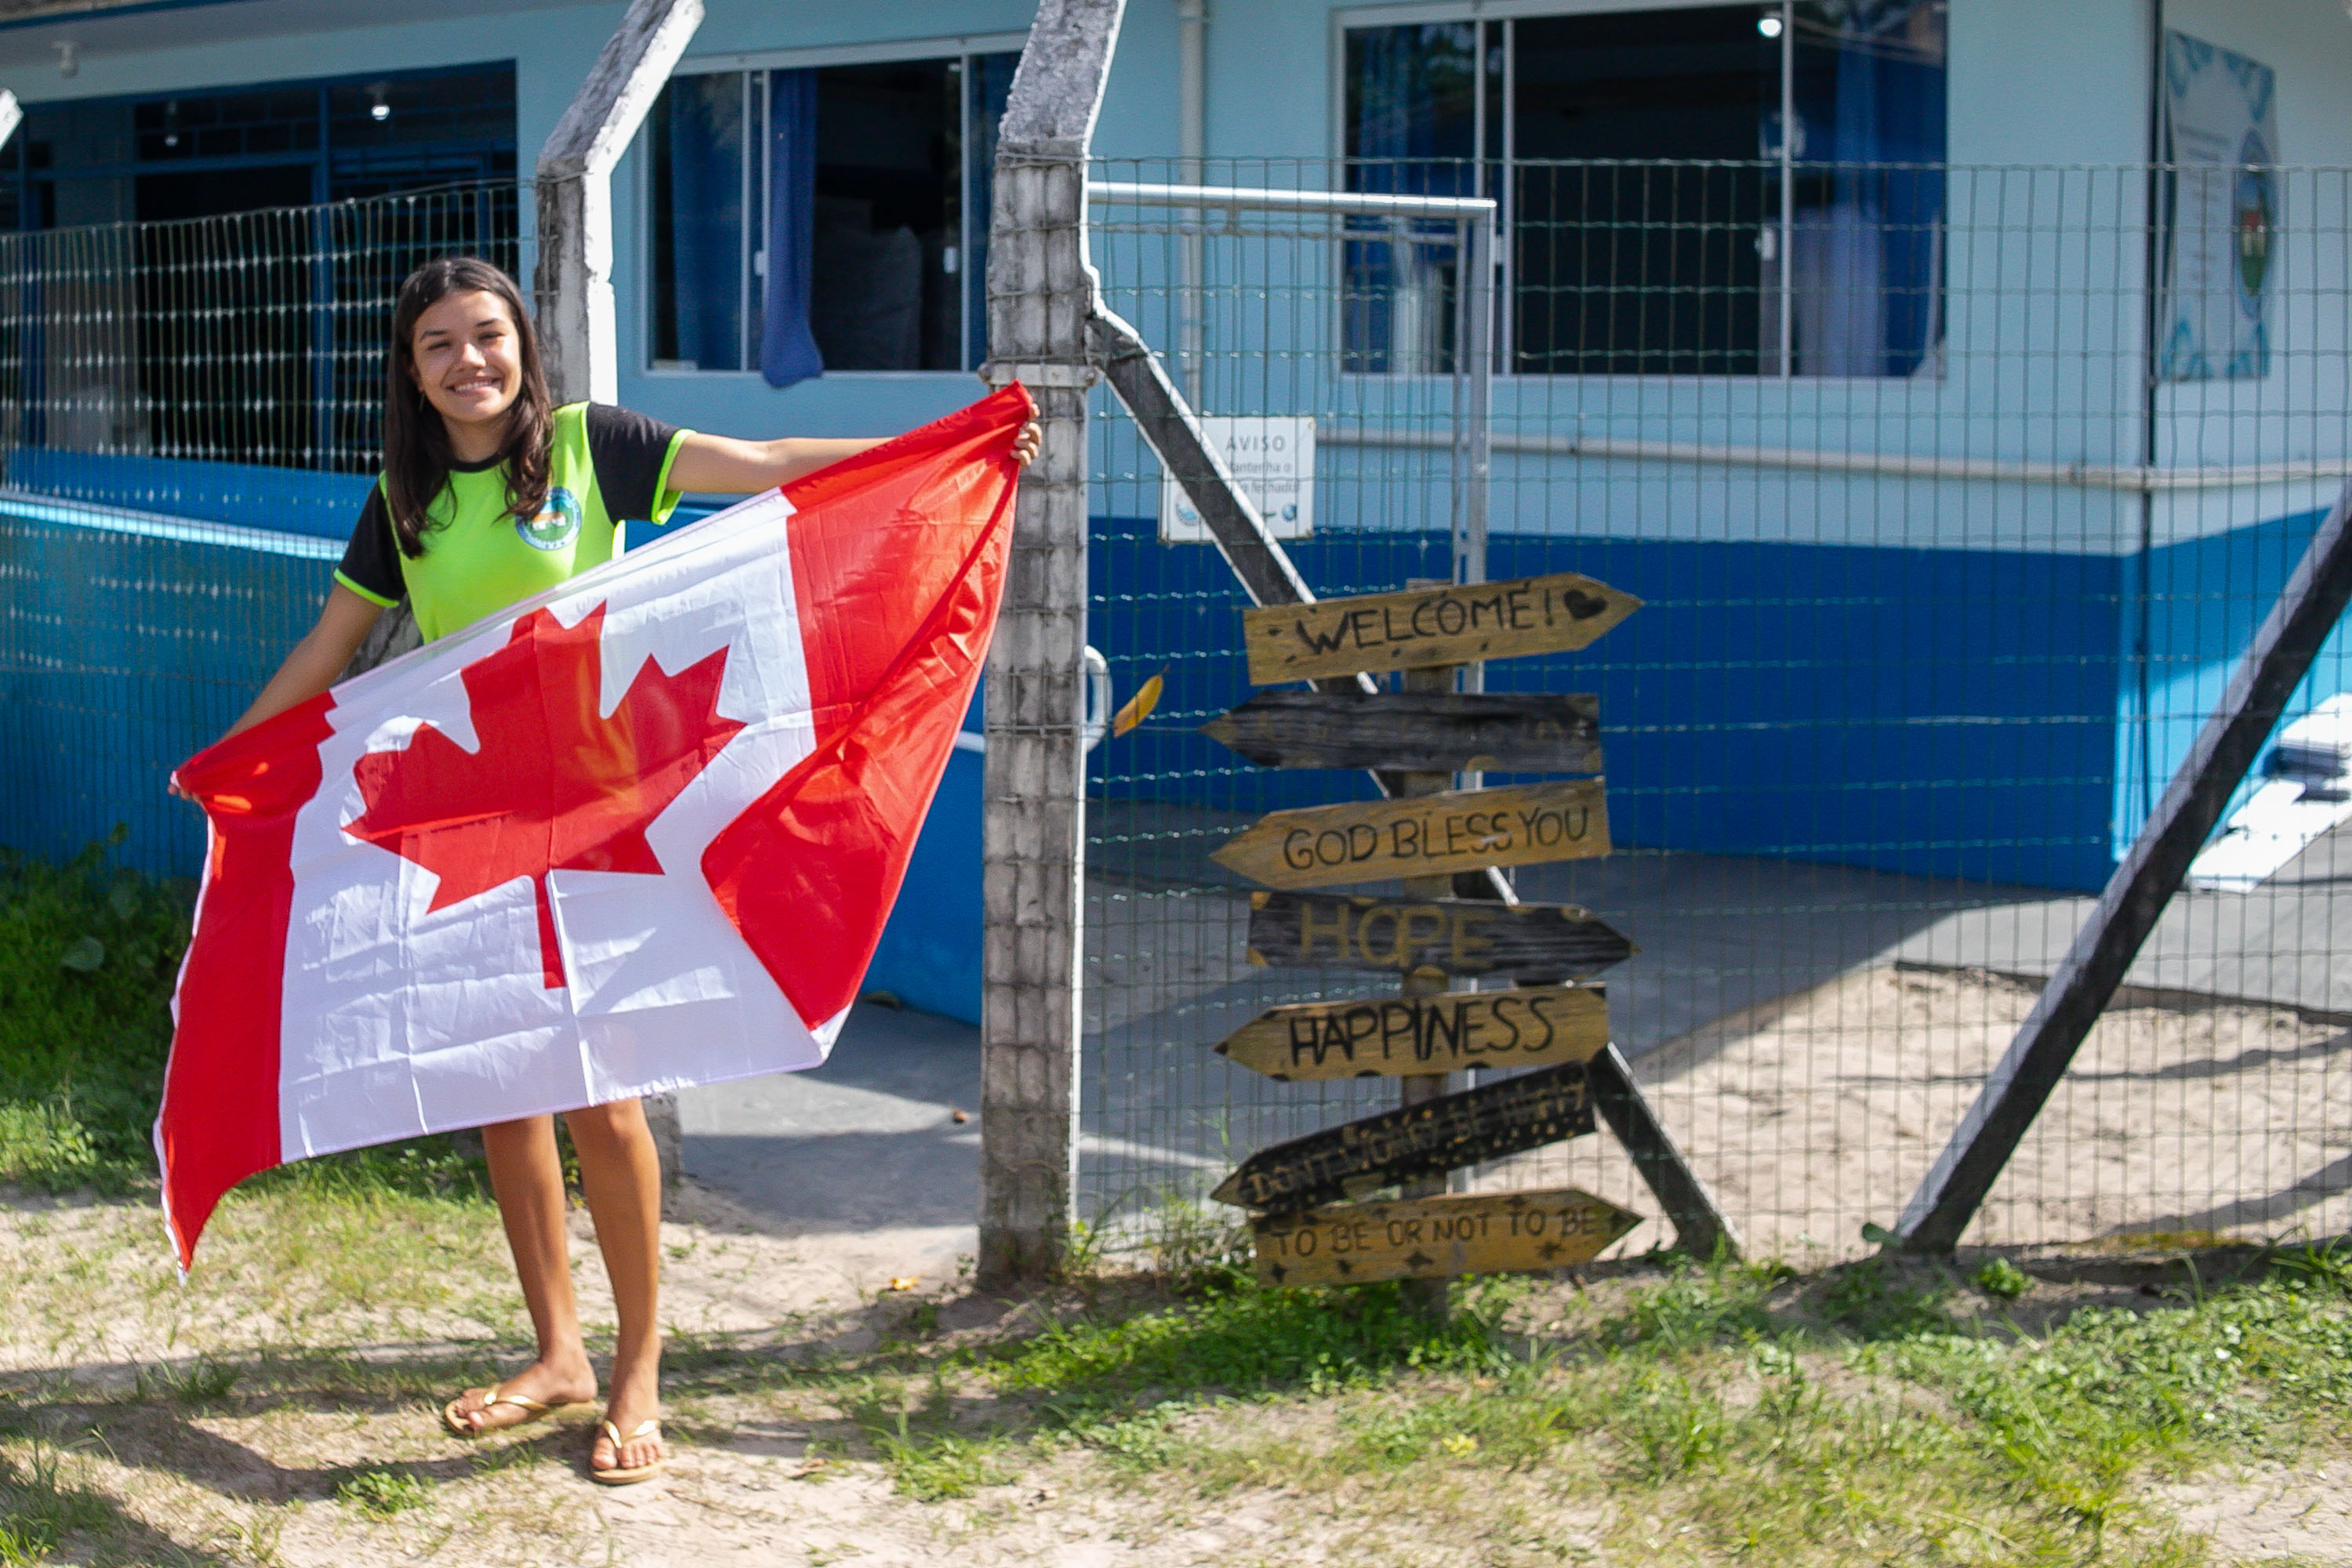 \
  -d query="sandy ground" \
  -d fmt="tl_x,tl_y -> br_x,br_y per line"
0,1182 -> 1628,1568
3,1179 -> 2352,1565
4,969 -> 2350,1562
1465,964 -> 2352,1264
